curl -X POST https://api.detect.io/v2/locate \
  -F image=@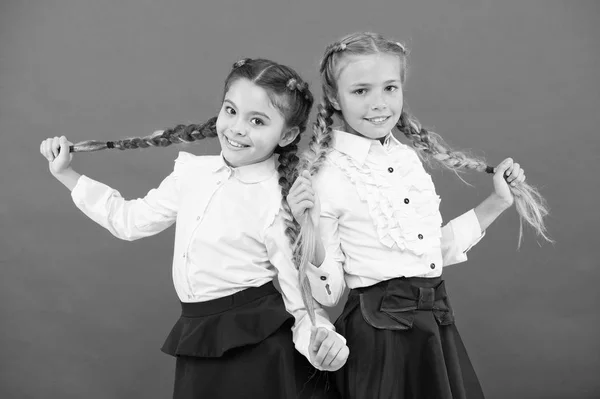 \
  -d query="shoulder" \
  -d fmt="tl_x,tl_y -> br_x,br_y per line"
311,152 -> 353,201
173,151 -> 220,177
257,175 -> 287,233
174,151 -> 219,168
